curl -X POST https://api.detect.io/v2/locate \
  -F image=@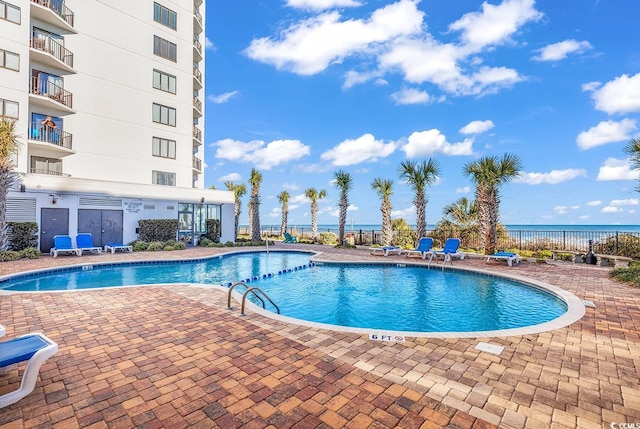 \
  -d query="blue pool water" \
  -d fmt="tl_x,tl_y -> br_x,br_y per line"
0,251 -> 567,332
